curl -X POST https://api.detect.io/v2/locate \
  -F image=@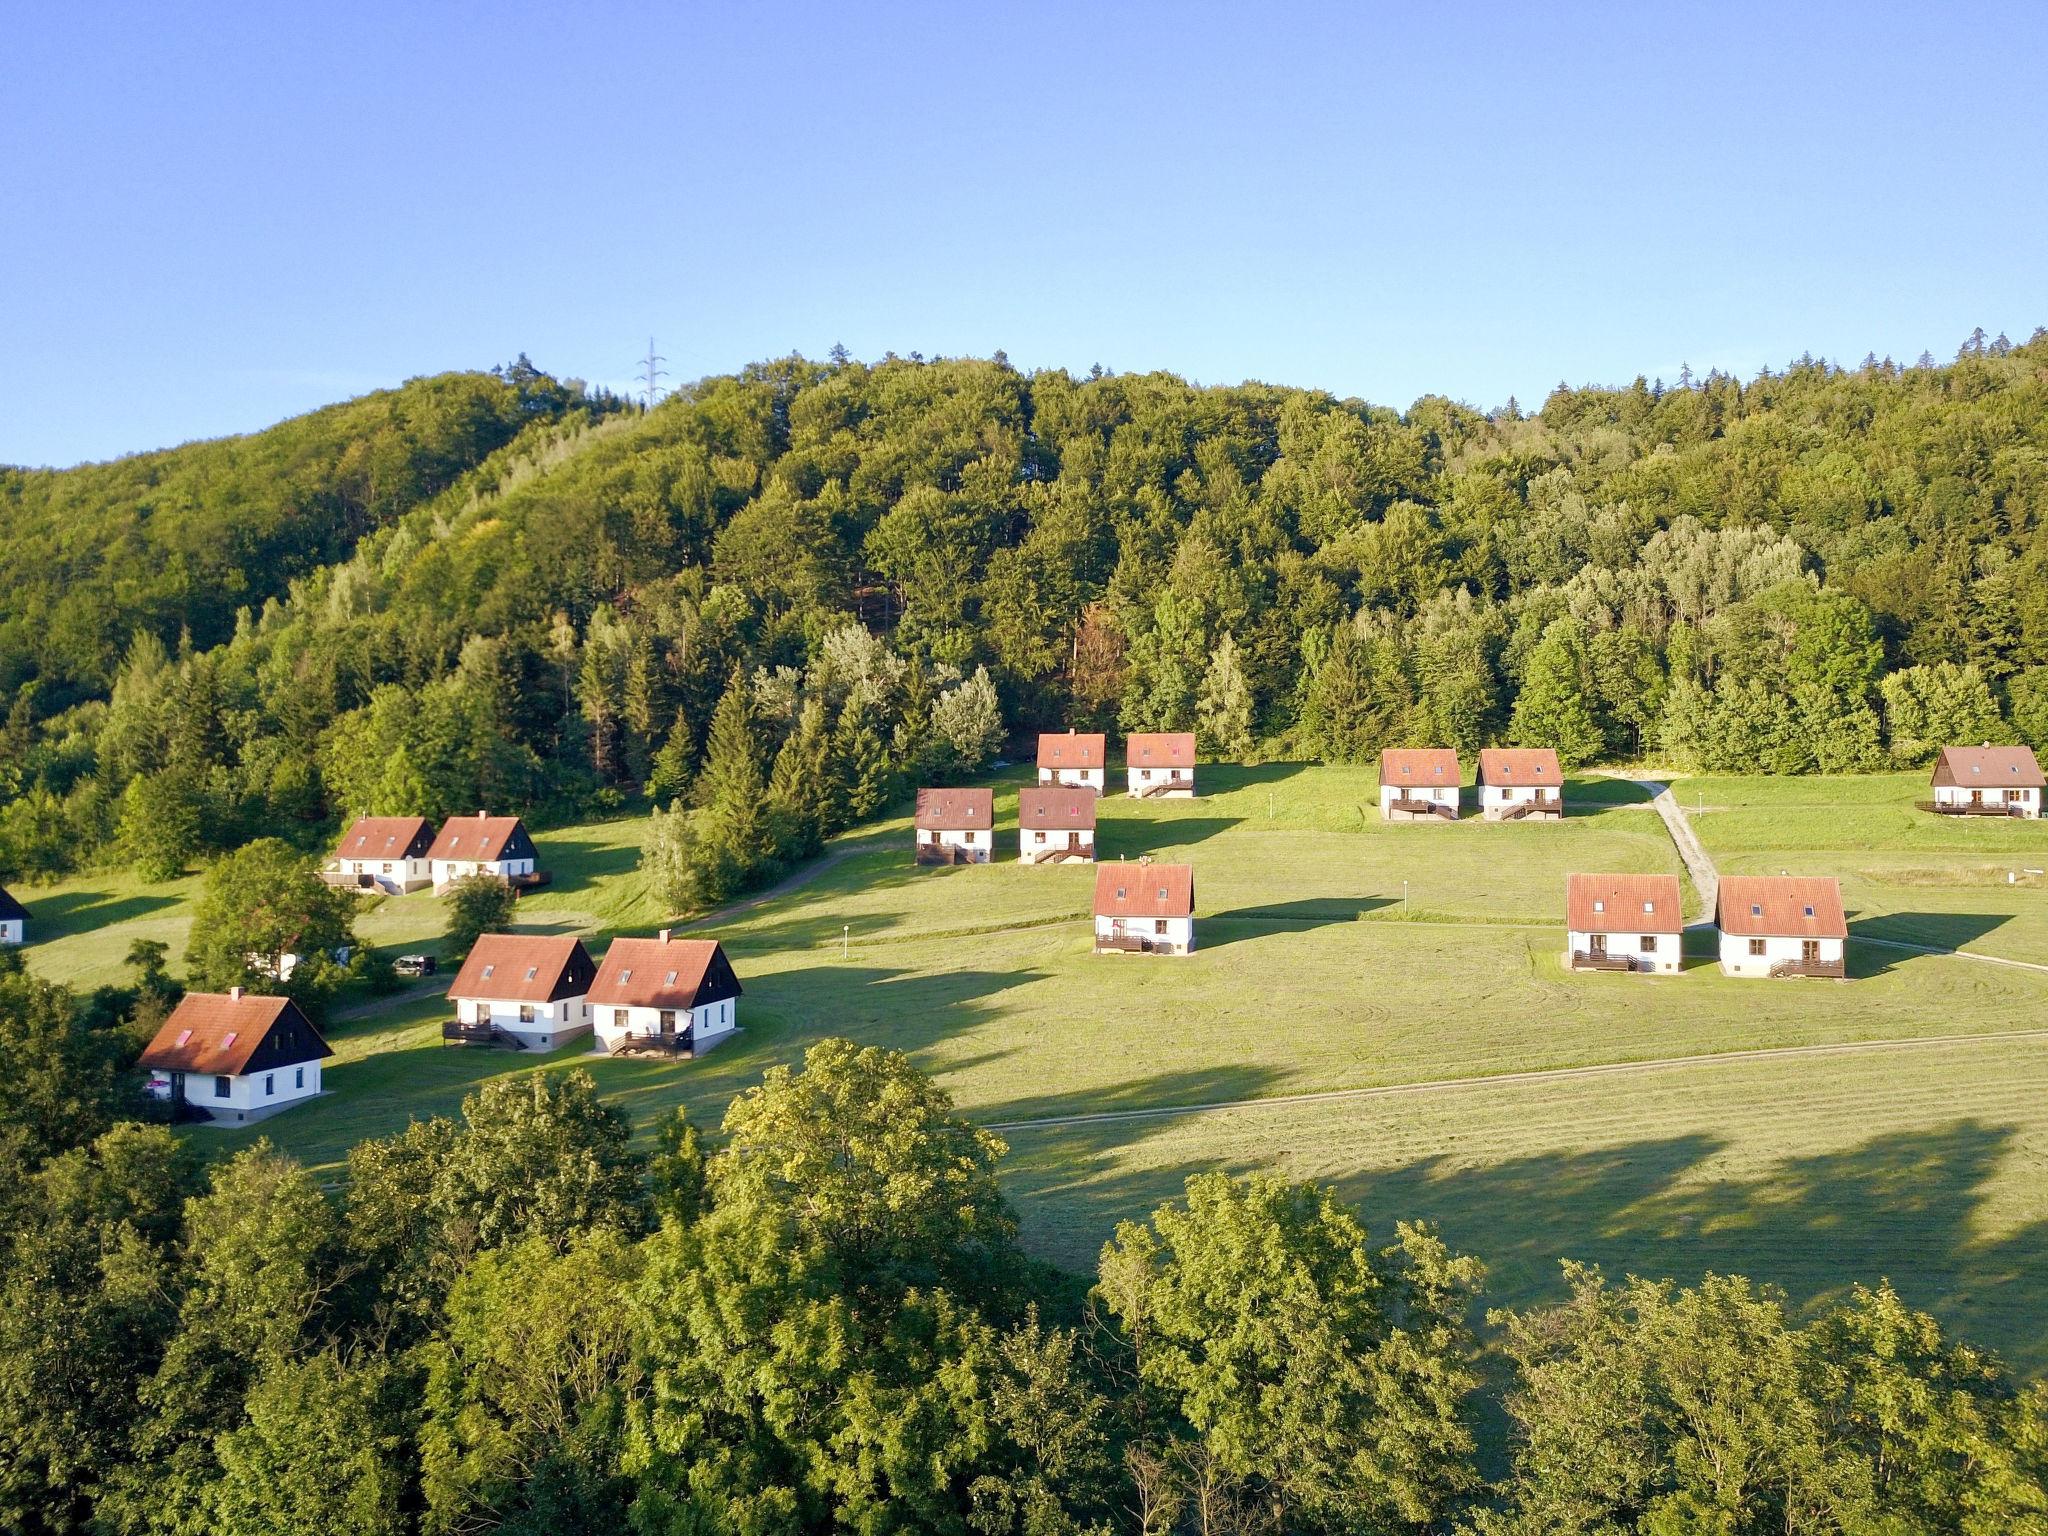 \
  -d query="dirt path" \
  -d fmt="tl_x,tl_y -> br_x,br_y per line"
1623,775 -> 1720,922
986,1026 -> 2048,1133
